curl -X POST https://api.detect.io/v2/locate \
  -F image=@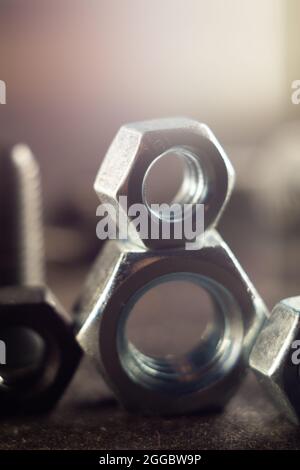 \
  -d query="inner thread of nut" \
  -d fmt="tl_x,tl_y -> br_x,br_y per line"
142,147 -> 204,223
117,273 -> 244,394
124,278 -> 220,358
